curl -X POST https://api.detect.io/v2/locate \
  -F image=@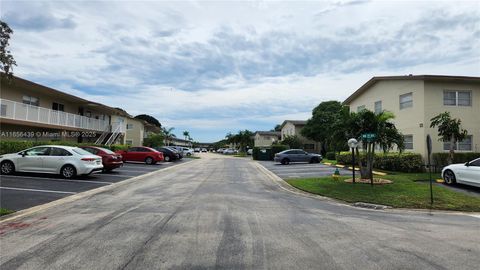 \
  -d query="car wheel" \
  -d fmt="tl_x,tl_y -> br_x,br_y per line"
61,165 -> 77,179
187,153 -> 191,157
281,158 -> 290,165
0,161 -> 15,175
443,170 -> 456,185
310,157 -> 319,164
145,157 -> 154,165
165,156 -> 171,162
